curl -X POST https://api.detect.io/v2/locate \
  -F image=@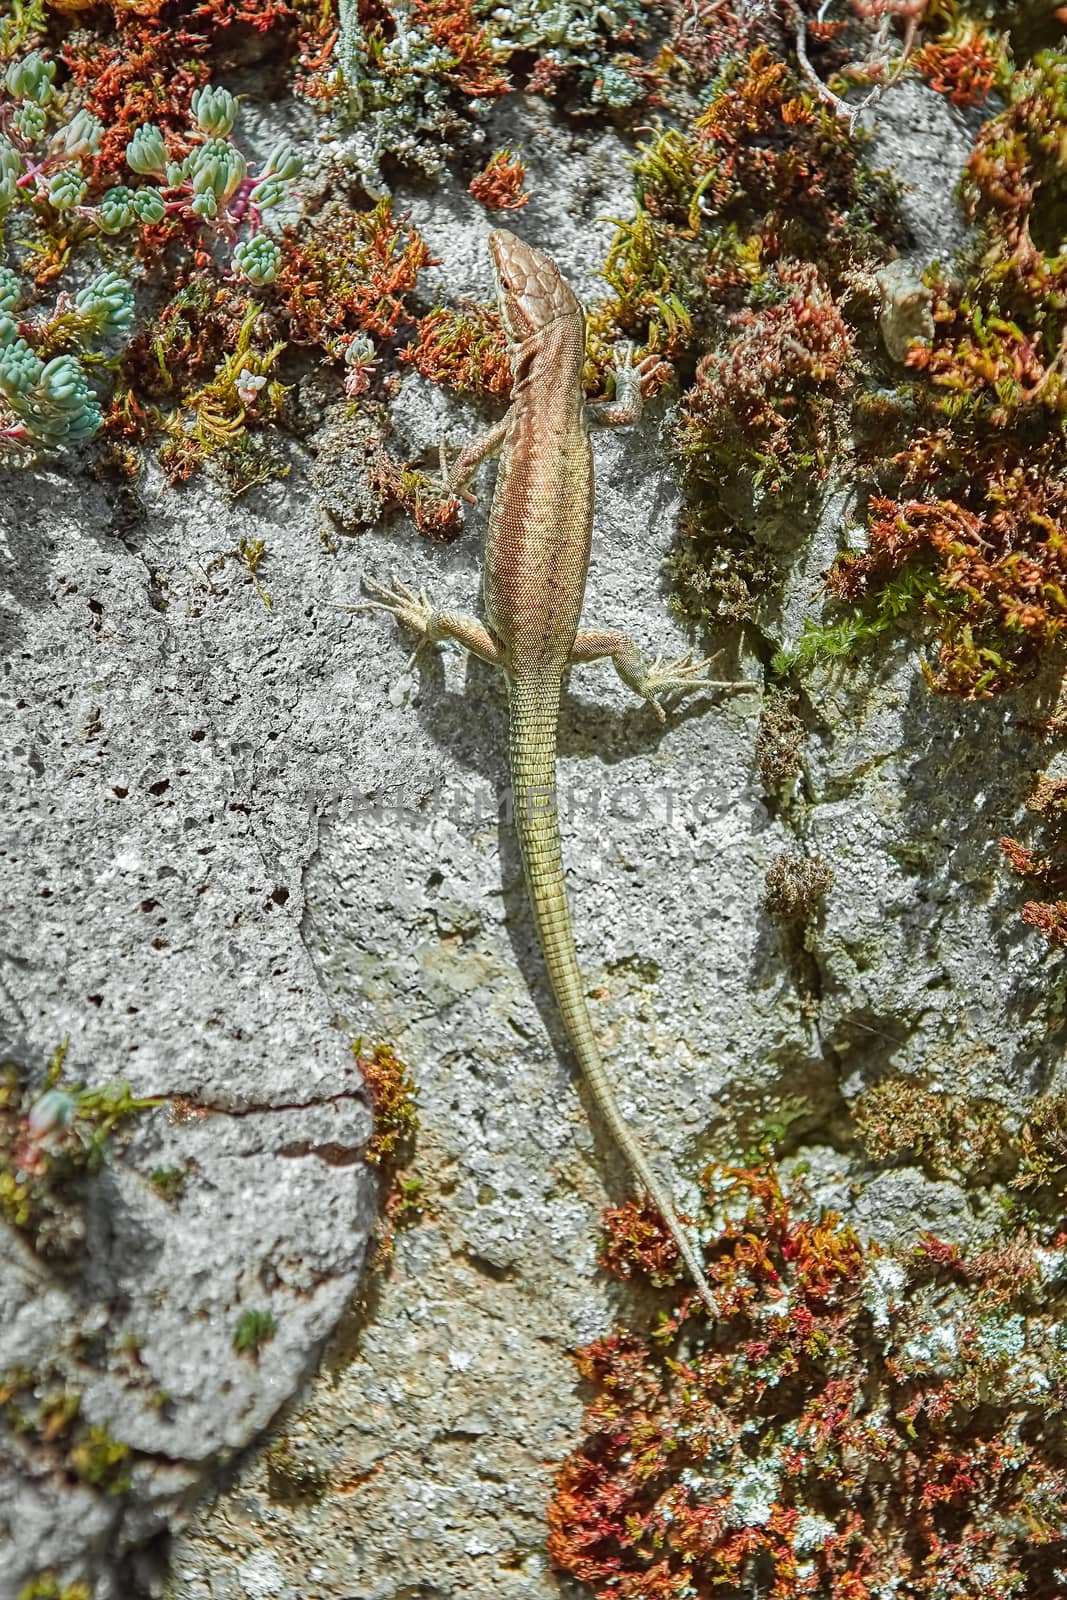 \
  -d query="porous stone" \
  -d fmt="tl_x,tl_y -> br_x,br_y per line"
0,456 -> 378,1597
